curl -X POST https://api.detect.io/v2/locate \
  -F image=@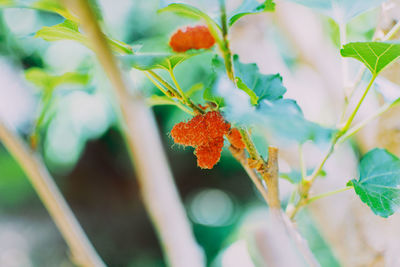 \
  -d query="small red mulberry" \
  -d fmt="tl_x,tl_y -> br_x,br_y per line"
195,137 -> 224,169
170,111 -> 230,169
169,25 -> 215,53
227,128 -> 246,149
